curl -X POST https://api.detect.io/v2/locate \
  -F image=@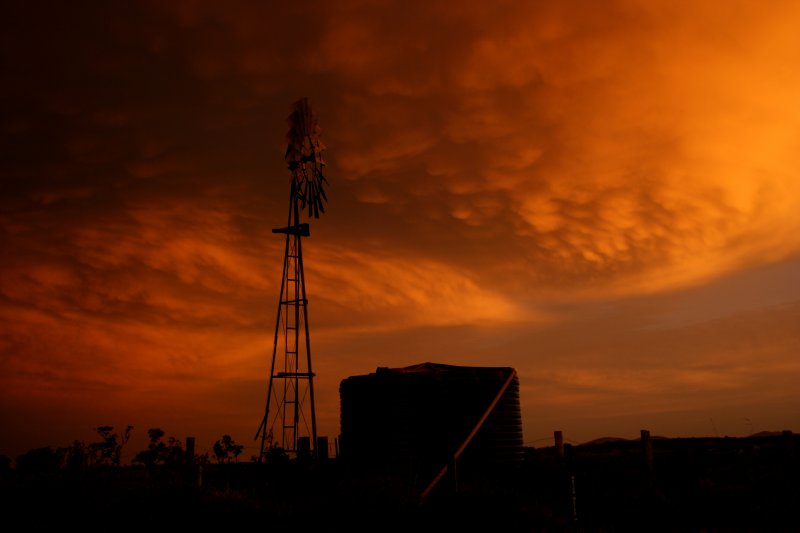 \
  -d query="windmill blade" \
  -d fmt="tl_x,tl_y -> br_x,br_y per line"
285,97 -> 328,219
285,98 -> 315,167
